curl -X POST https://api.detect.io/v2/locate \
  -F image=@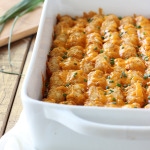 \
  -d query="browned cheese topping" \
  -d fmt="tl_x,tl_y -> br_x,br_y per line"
43,9 -> 150,109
